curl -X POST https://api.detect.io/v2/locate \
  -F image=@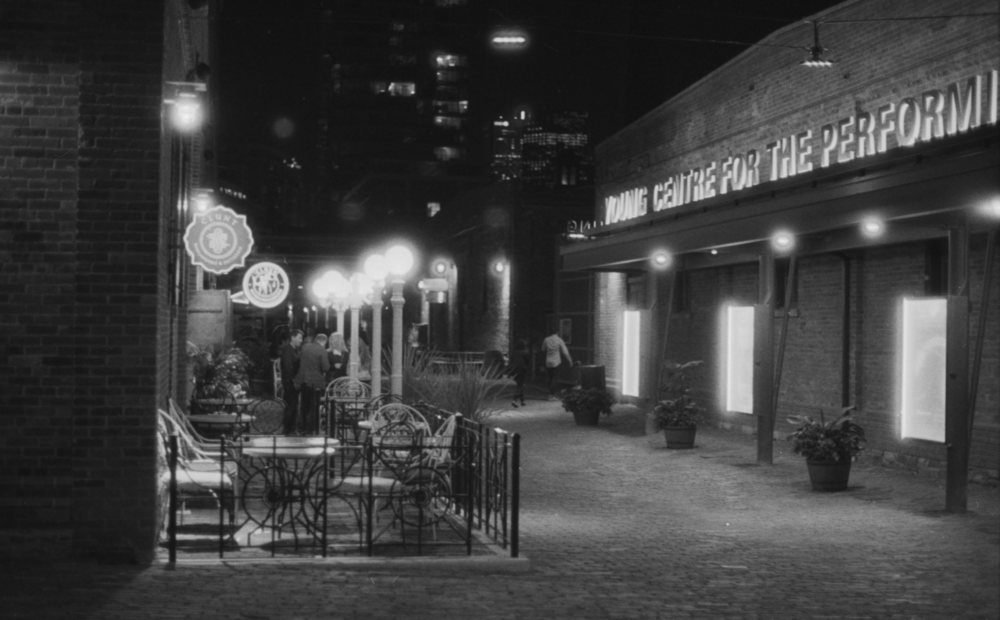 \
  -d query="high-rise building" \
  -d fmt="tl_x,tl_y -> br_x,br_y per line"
318,0 -> 484,230
491,109 -> 593,187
